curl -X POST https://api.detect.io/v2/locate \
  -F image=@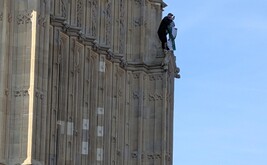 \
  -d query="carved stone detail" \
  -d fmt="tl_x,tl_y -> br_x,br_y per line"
107,49 -> 114,60
5,89 -> 9,96
149,74 -> 163,81
157,75 -> 163,80
77,0 -> 83,27
131,152 -> 163,160
131,152 -> 138,159
133,73 -> 140,79
166,153 -> 172,161
92,0 -> 98,37
134,0 -> 142,5
74,64 -> 81,73
134,17 -> 141,27
112,136 -> 116,143
35,90 -> 45,100
38,14 -> 47,27
57,39 -> 64,65
133,91 -> 140,100
117,150 -> 121,156
149,75 -> 156,81
0,12 -> 3,21
14,88 -> 29,97
8,13 -> 12,23
149,93 -> 163,101
119,57 -> 127,68
60,0 -> 67,18
17,10 -> 32,25
105,2 -> 112,45
119,0 -> 126,54
118,89 -> 122,97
